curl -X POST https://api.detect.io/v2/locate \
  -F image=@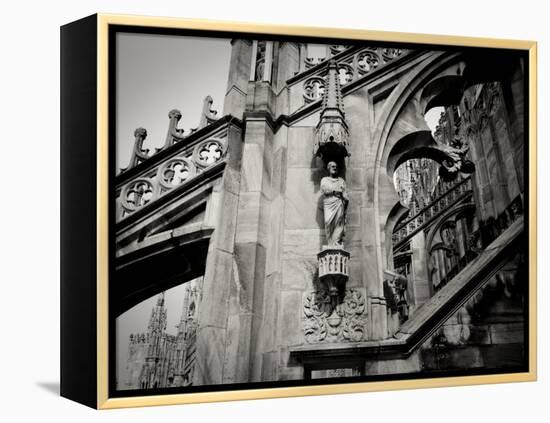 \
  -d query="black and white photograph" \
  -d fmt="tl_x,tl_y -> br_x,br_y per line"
6,0 -> 550,420
111,28 -> 530,396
